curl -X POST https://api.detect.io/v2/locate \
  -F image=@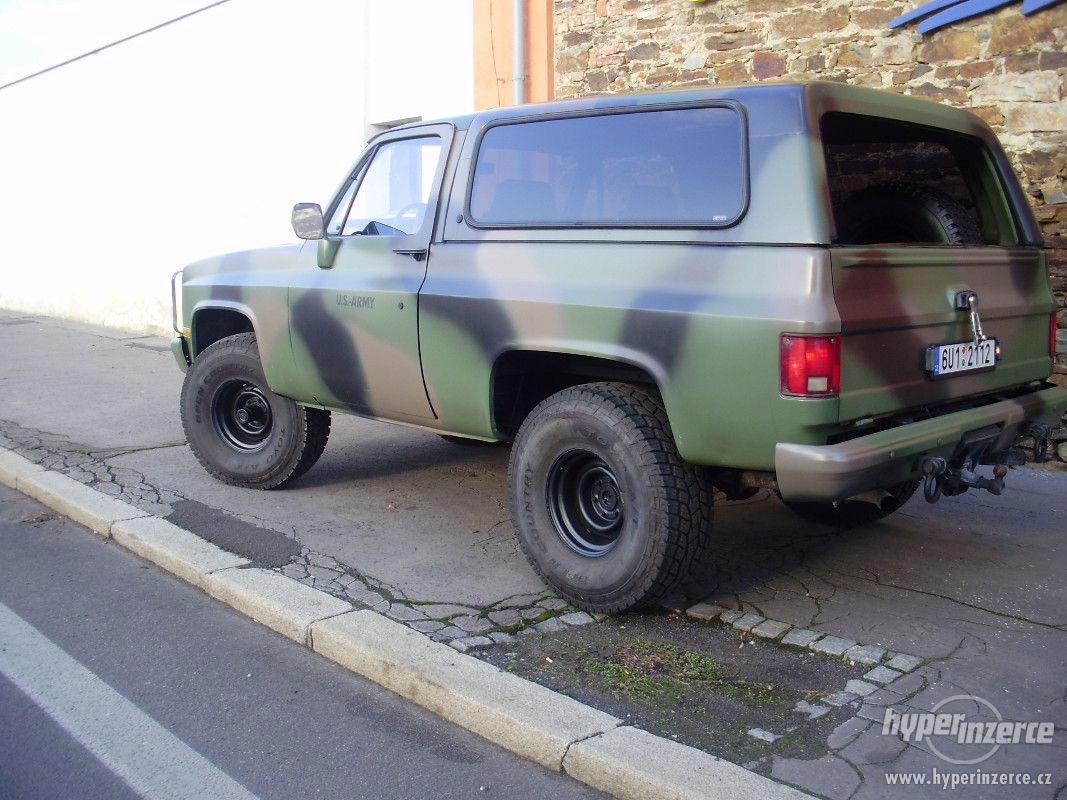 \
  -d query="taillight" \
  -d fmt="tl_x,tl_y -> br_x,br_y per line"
780,334 -> 841,397
1052,311 -> 1059,359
